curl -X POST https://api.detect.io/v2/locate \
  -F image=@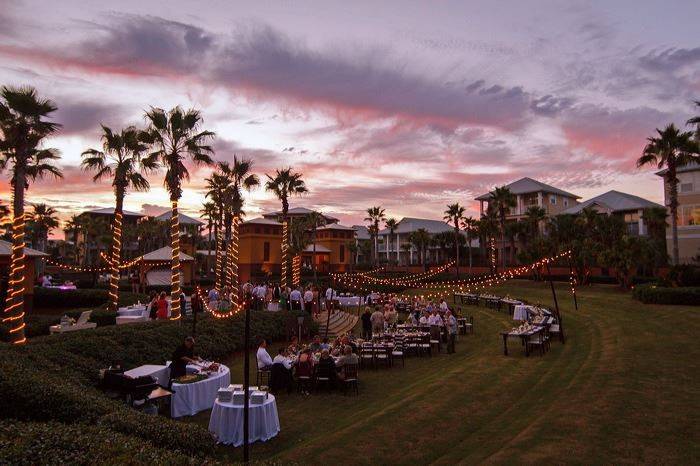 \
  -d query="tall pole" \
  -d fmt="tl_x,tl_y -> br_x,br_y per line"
243,299 -> 250,463
545,261 -> 565,343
